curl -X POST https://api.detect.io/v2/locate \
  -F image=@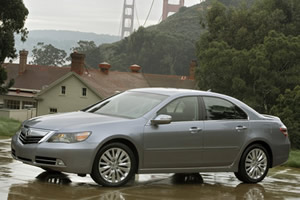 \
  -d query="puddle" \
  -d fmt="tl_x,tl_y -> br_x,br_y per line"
1,139 -> 300,200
